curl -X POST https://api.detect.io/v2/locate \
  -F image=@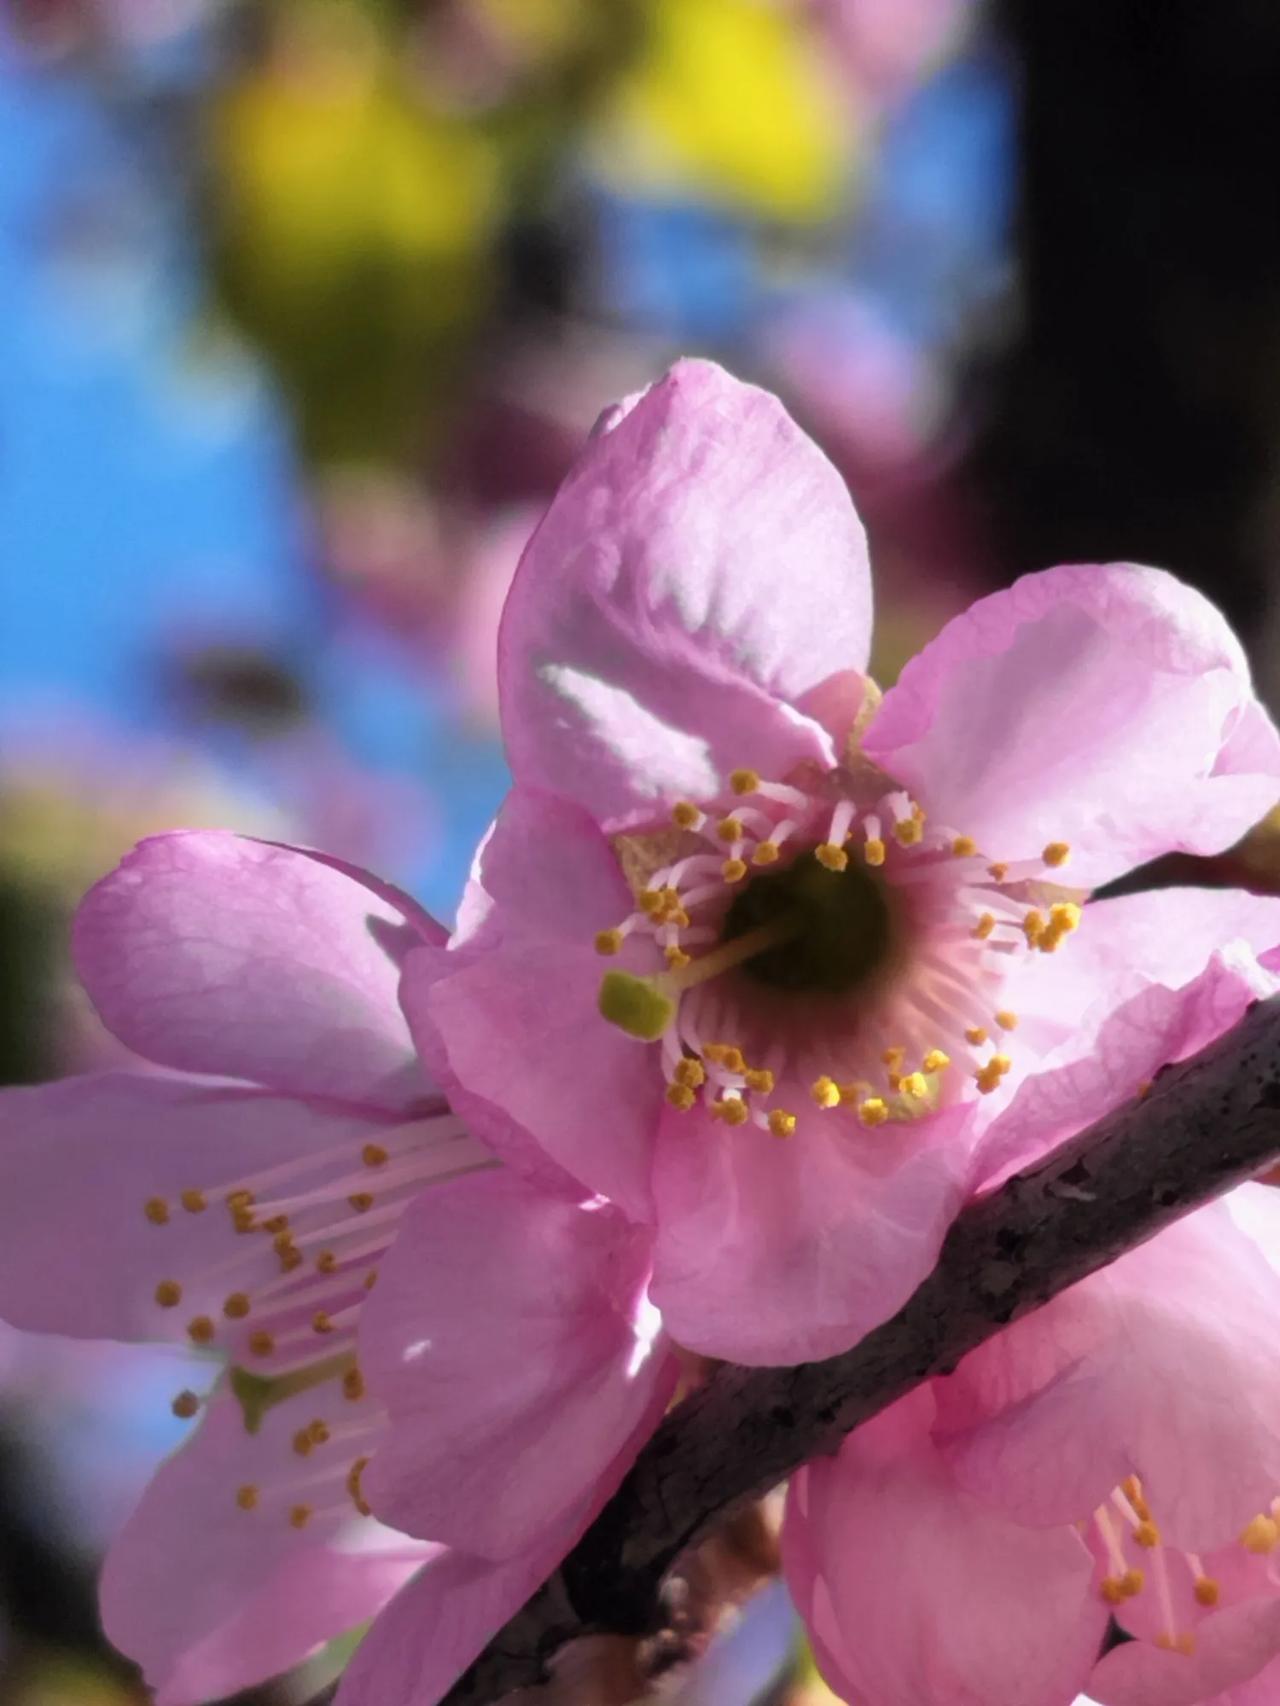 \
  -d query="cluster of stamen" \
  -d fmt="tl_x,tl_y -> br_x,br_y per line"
594,764 -> 1082,1136
144,1111 -> 489,1529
